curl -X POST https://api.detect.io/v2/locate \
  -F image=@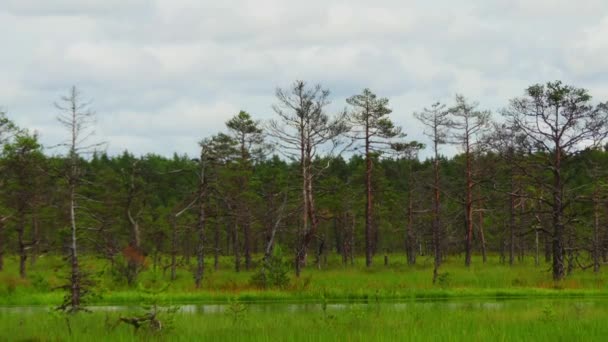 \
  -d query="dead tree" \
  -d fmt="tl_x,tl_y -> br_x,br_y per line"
268,80 -> 347,276
56,86 -> 105,312
415,102 -> 451,283
194,143 -> 209,288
